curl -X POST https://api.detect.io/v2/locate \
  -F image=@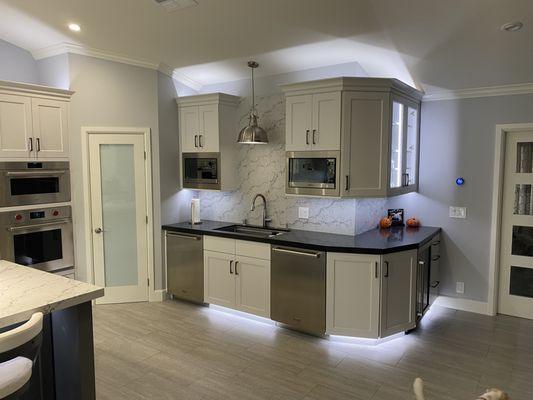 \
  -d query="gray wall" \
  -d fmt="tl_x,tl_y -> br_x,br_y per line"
36,54 -> 70,89
387,93 -> 533,302
0,39 -> 38,83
